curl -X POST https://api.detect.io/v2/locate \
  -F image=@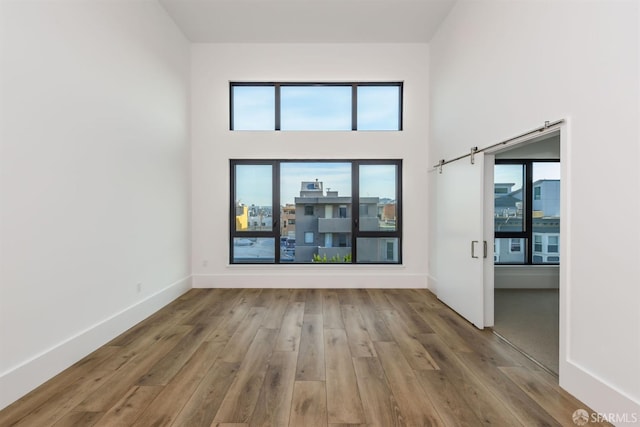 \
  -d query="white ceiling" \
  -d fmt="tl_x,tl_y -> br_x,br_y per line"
158,0 -> 457,43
